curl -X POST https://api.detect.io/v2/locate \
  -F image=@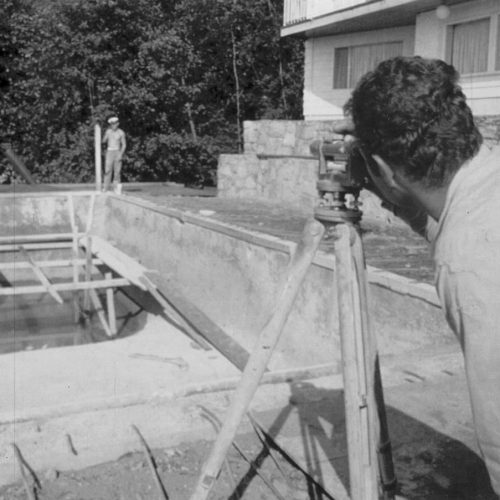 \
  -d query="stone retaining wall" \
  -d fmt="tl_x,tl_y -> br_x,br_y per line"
219,117 -> 500,222
243,117 -> 500,156
243,120 -> 341,156
217,154 -> 319,210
